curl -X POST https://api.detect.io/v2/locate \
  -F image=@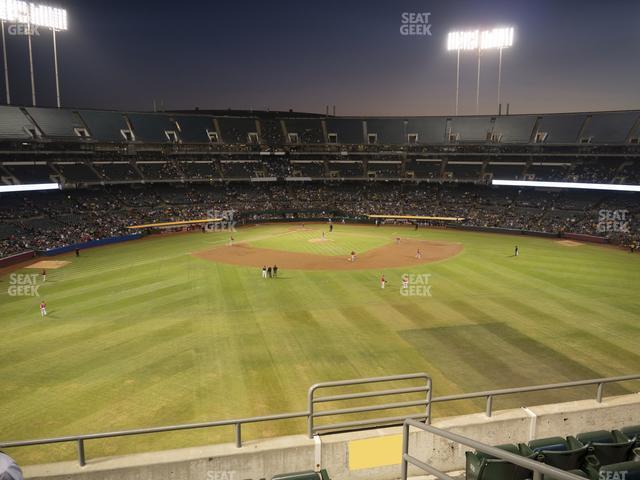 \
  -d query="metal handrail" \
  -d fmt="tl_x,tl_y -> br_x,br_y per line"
401,419 -> 586,480
429,373 -> 640,417
0,410 -> 308,466
307,373 -> 433,437
0,373 -> 638,467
